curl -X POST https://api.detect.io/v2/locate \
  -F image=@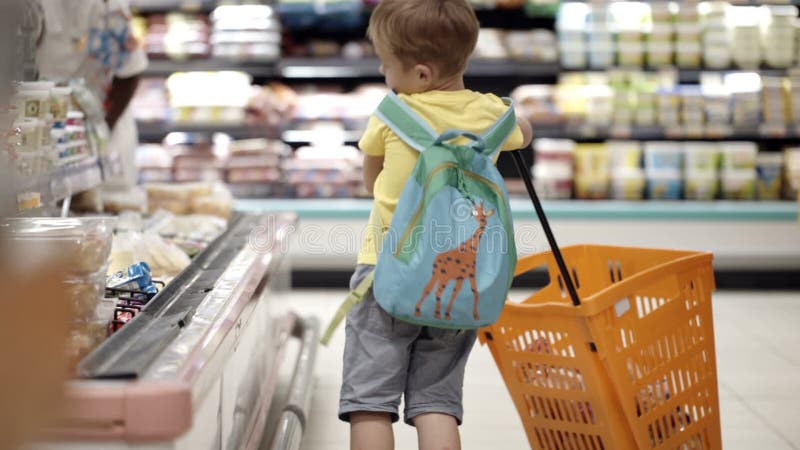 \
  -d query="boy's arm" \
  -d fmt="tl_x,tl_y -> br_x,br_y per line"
363,155 -> 384,195
517,117 -> 533,149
